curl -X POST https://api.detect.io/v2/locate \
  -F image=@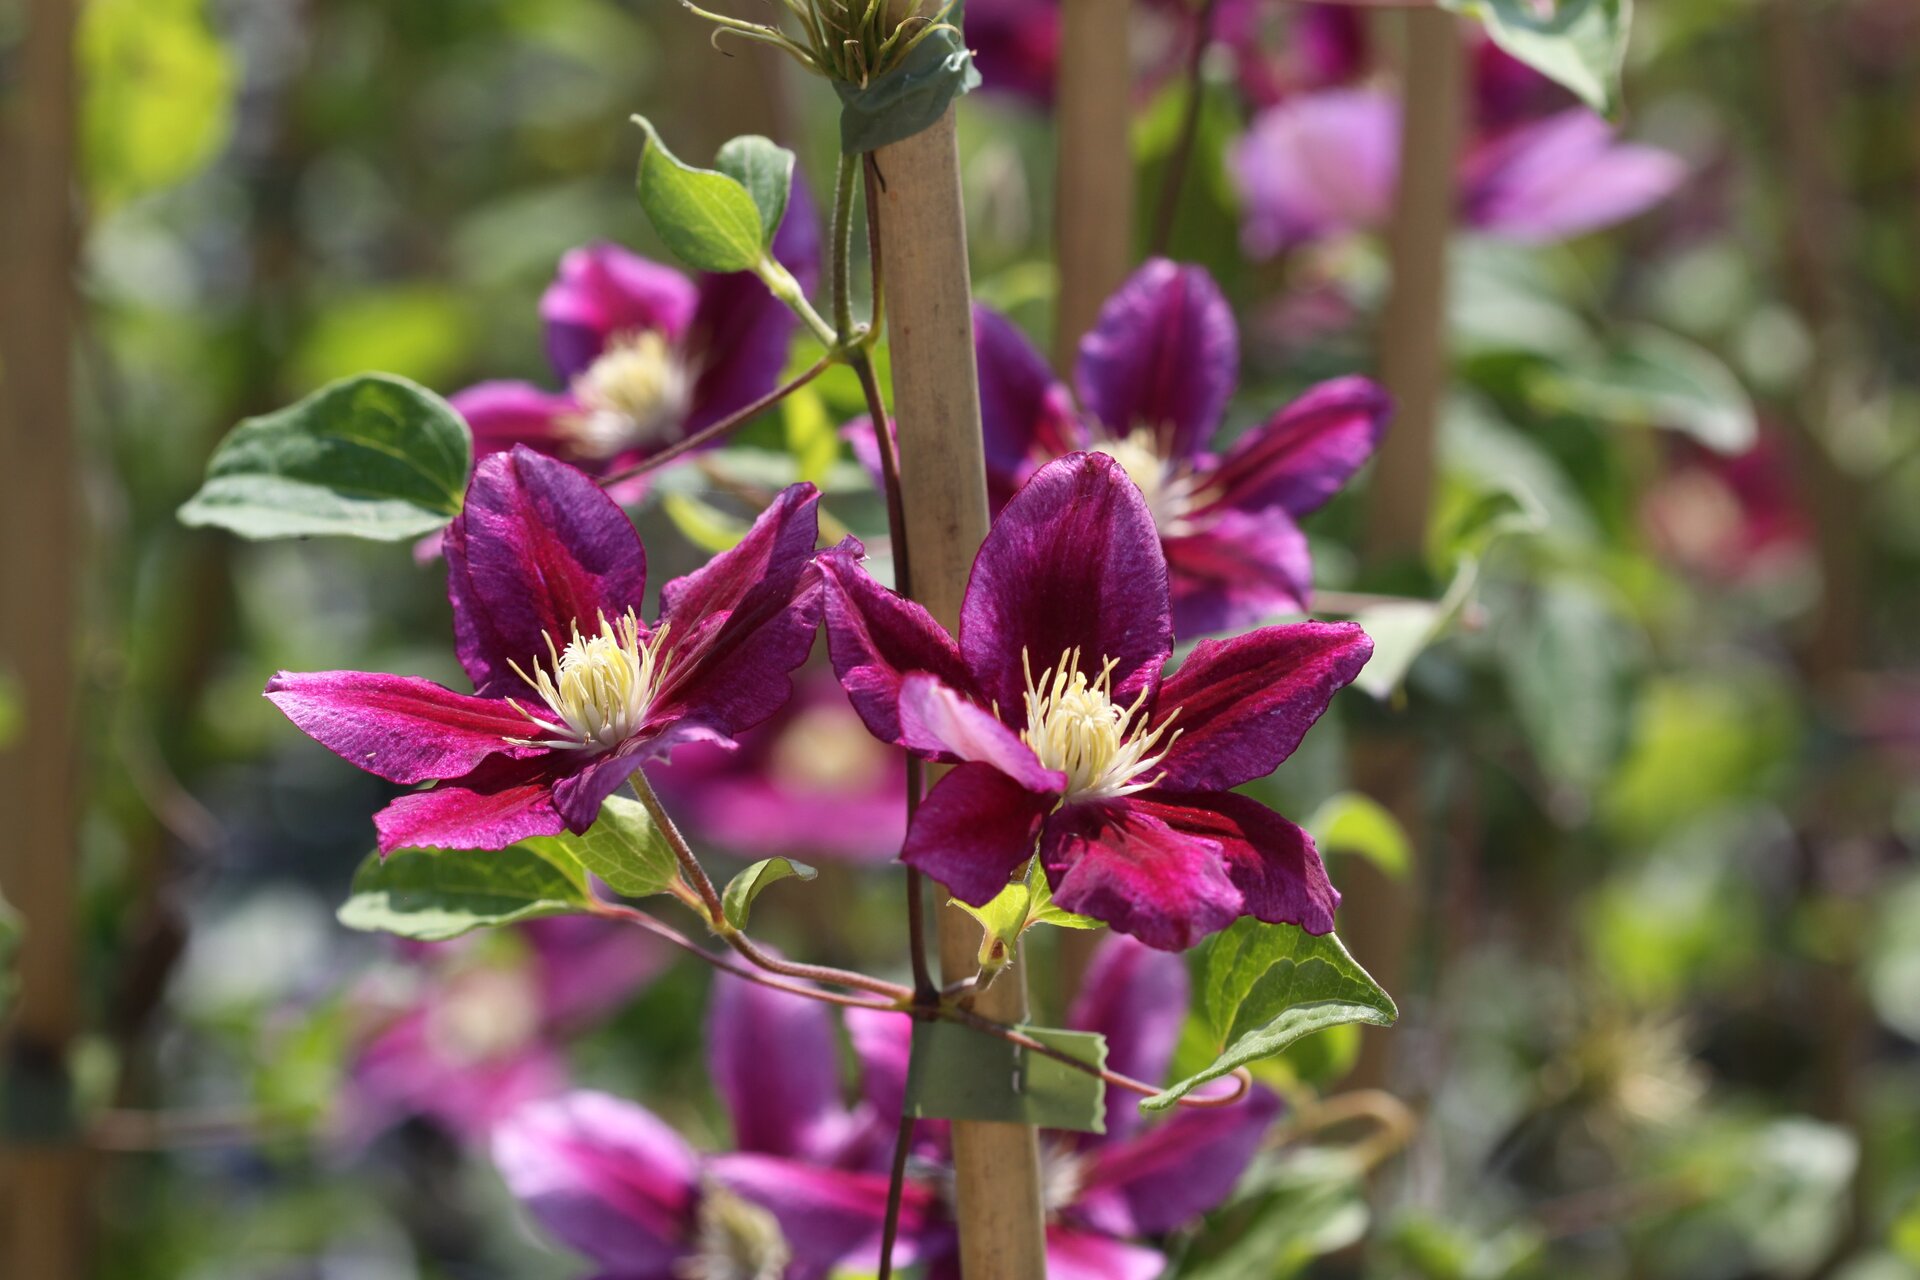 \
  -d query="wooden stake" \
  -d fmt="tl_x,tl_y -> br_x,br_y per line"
1346,8 -> 1464,1093
1053,0 -> 1134,372
0,0 -> 89,1274
872,100 -> 1051,1279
